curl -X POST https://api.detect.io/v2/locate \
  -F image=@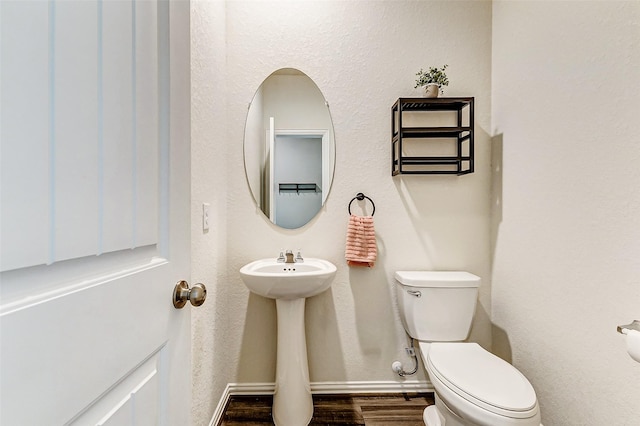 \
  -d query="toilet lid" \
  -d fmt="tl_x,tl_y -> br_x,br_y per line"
426,343 -> 537,413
